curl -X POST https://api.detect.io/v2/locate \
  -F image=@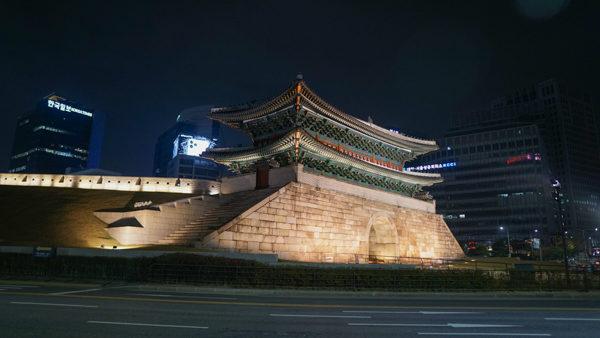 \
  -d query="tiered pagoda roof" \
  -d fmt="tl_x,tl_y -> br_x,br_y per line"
205,76 -> 442,196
